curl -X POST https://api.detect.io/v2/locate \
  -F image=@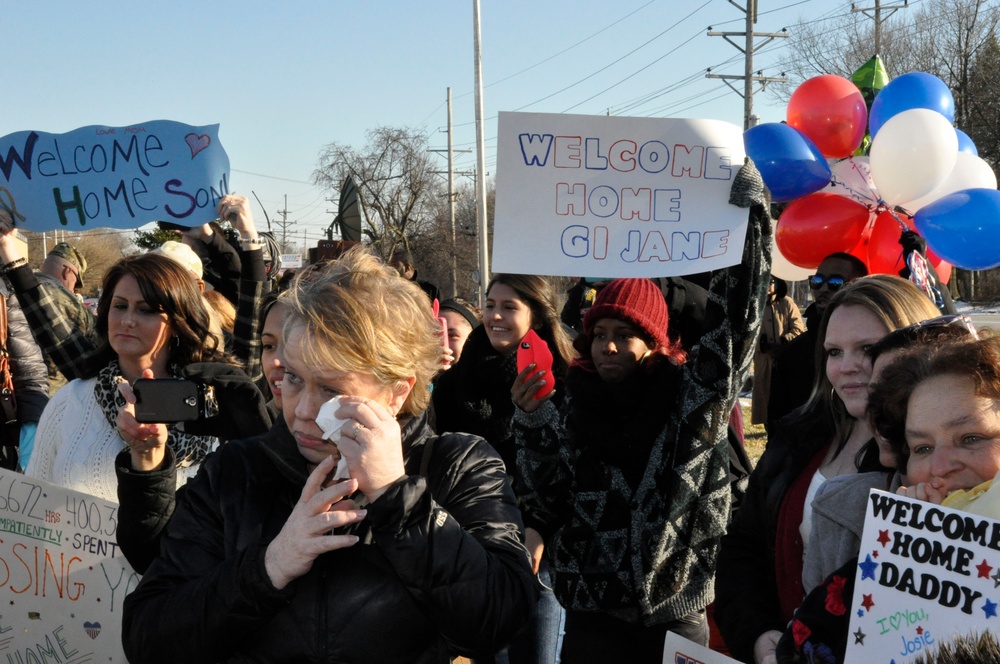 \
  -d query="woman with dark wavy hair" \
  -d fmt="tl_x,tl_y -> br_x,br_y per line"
26,252 -> 228,502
